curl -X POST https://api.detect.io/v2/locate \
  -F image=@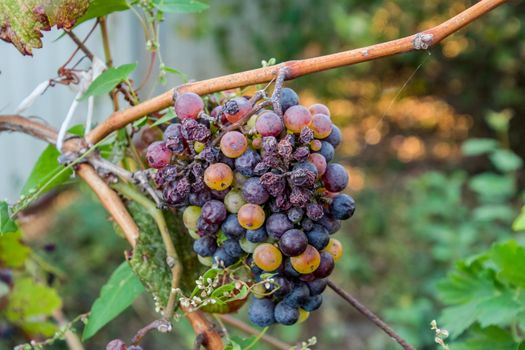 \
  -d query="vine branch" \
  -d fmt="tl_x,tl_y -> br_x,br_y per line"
86,0 -> 507,145
327,280 -> 415,350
